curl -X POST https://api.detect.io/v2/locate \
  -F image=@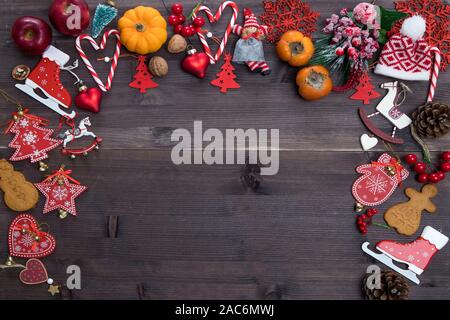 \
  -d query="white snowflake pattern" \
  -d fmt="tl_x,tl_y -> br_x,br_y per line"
15,245 -> 21,252
40,241 -> 48,248
64,200 -> 71,207
365,174 -> 388,195
39,66 -> 46,72
44,186 -> 52,192
18,118 -> 29,128
52,186 -> 68,201
22,131 -> 38,145
422,252 -> 429,258
41,79 -> 48,86
19,233 -> 35,247
49,200 -> 56,206
407,255 -> 415,262
13,231 -> 21,238
69,186 -> 78,194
